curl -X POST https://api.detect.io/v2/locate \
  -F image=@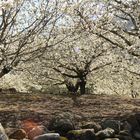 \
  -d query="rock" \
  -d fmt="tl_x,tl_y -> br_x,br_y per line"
81,122 -> 102,133
0,123 -> 9,140
133,130 -> 140,139
124,115 -> 140,139
5,128 -> 17,136
135,113 -> 140,124
80,130 -> 96,140
126,115 -> 140,132
21,119 -> 38,132
134,113 -> 140,137
67,129 -> 95,140
33,133 -> 60,140
115,135 -> 134,140
120,121 -> 132,132
119,130 -> 130,136
27,125 -> 48,140
96,128 -> 115,139
9,129 -> 27,139
60,136 -> 68,140
48,113 -> 75,136
101,119 -> 120,134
